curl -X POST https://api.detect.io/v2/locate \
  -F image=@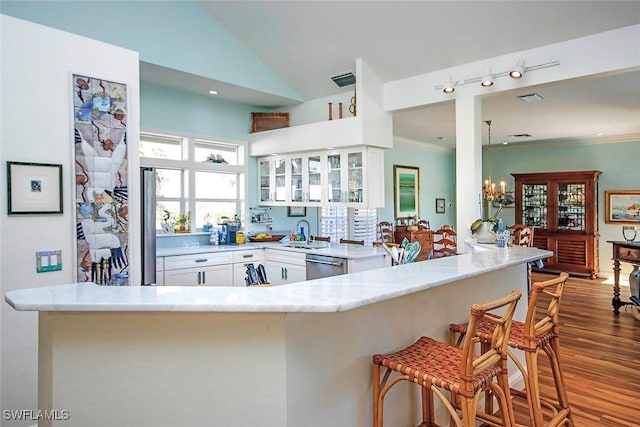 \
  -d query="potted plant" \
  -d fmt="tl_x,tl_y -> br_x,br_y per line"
470,217 -> 499,243
174,211 -> 191,233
